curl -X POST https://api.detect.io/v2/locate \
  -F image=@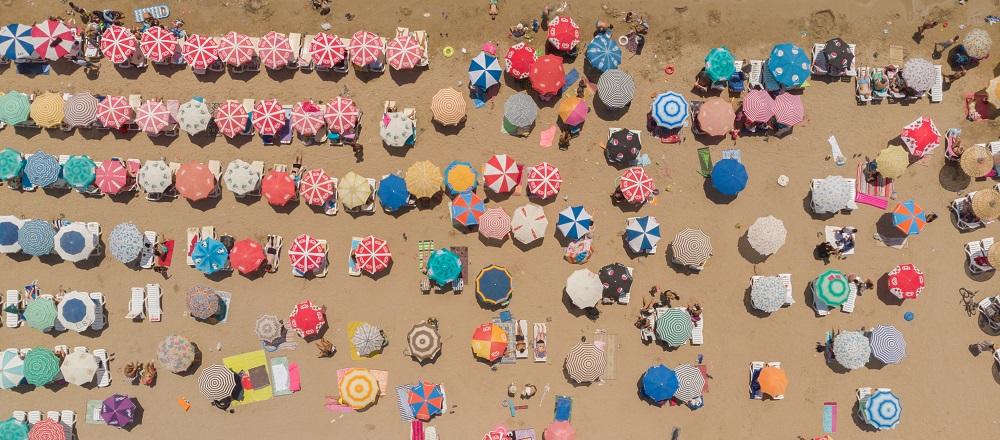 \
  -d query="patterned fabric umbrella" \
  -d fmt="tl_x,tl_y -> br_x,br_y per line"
0,349 -> 25,389
18,220 -> 55,257
29,92 -> 63,128
503,42 -> 536,80
973,189 -> 1000,220
815,269 -> 850,307
31,19 -> 74,60
558,96 -> 588,126
876,146 -> 909,180
673,364 -> 705,402
451,192 -> 485,227
325,97 -> 358,133
585,35 -> 621,72
218,31 -> 254,66
352,323 -> 386,356
747,216 -> 786,256
471,323 -> 508,362
430,88 -> 467,126
0,148 -> 23,180
62,155 -> 96,189
255,314 -> 282,342
261,170 -> 295,206
605,128 -> 640,164
870,325 -> 906,365
54,223 -> 95,262
469,51 -> 501,89
642,365 -> 679,402
223,159 -> 260,196
476,265 -> 512,307
109,223 -> 142,263
655,308 -> 693,346
60,351 -> 98,385
479,208 -> 512,240
96,95 -> 132,129
377,174 -> 409,212
773,93 -> 804,126
546,16 -> 580,51
900,116 -> 940,157
386,34 -> 422,70
310,33 -> 346,68
822,38 -> 854,75
139,26 -> 176,63
599,263 -> 632,299
811,175 -> 854,213
139,159 -> 172,193
349,30 -> 383,66
64,92 -> 98,128
339,171 -> 372,209
380,112 -> 415,147
290,101 -> 325,136
557,206 -> 593,240
597,69 -> 635,109
427,249 -> 461,285
901,58 -> 935,93
230,239 -> 265,274
354,235 -> 392,274
888,264 -> 924,300
0,215 -> 22,254
892,199 -> 927,235
743,89 -> 775,123
671,228 -> 712,269
526,162 -> 561,199
483,154 -> 521,193
259,31 -> 293,69
625,216 -> 660,253
767,43 -> 810,88
863,389 -> 901,430
289,300 -> 325,338
750,276 -> 786,313
704,47 -> 736,82
24,297 -> 57,330
565,342 -> 606,383
300,168 -> 335,206
176,161 -> 216,201
619,167 -> 654,203
503,92 -> 538,128
444,161 -> 478,194
697,97 -> 735,137
408,382 -> 444,421
0,417 -> 27,440
962,28 -> 992,59
23,347 -> 59,386
135,100 -> 169,134
176,99 -> 211,135
0,23 -> 35,60
99,25 -> 136,64
182,34 -> 219,70
252,99 -> 285,136
339,368 -> 379,409
157,335 -> 195,373
192,238 -> 228,275
530,54 -> 566,96
0,92 -> 30,125
186,285 -> 221,319
26,419 -> 63,440
405,161 -> 442,198
198,364 -> 236,400
833,331 -> 870,370
651,91 -> 689,129
214,100 -> 248,138
960,144 -> 993,177
710,158 -> 749,195
100,394 -> 136,428
565,269 -> 602,308
511,204 -> 547,244
288,234 -> 325,273
407,321 -> 441,362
